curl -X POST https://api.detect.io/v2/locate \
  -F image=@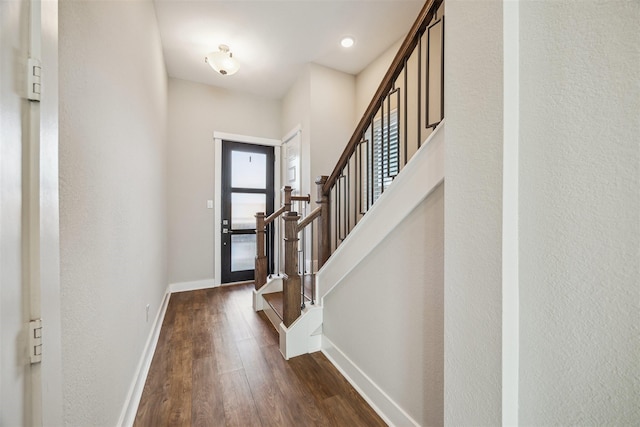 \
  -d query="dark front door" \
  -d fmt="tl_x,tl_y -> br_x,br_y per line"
221,141 -> 274,284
